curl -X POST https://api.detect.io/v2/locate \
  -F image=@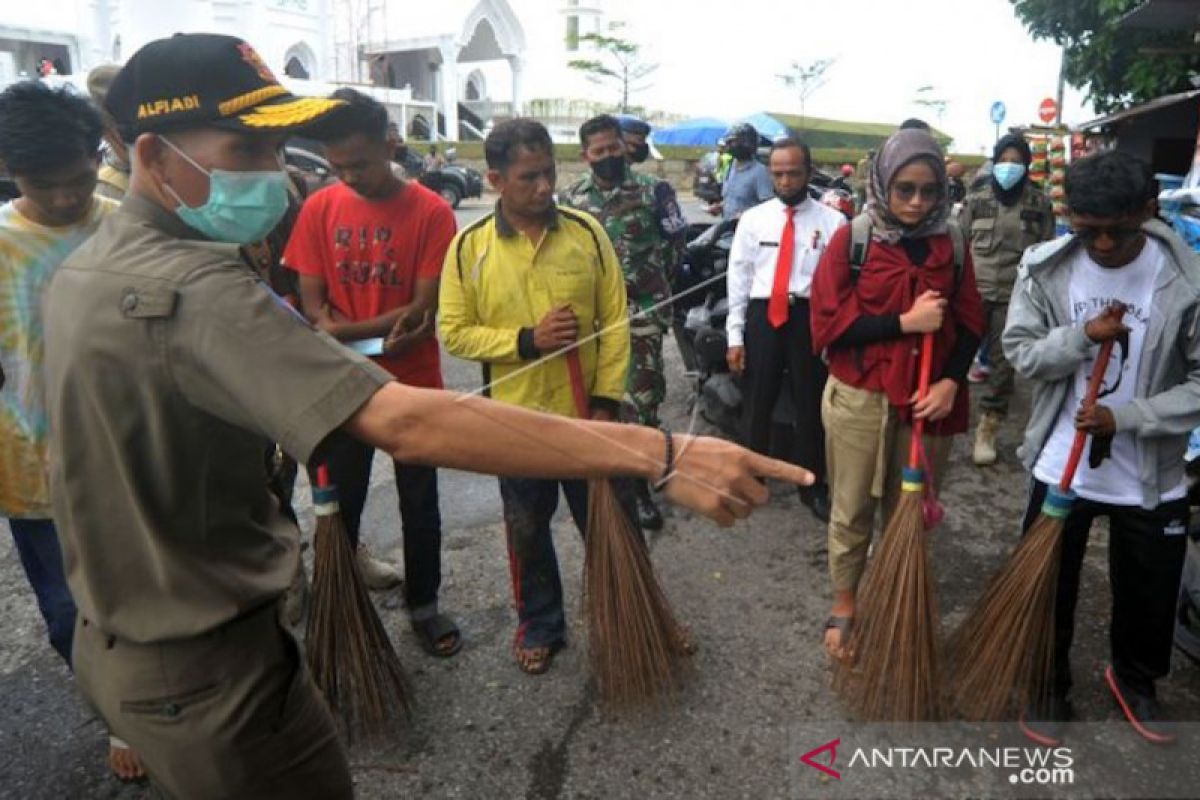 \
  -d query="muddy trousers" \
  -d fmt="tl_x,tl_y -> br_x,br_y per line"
499,476 -> 643,649
1021,481 -> 1189,698
73,603 -> 351,800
